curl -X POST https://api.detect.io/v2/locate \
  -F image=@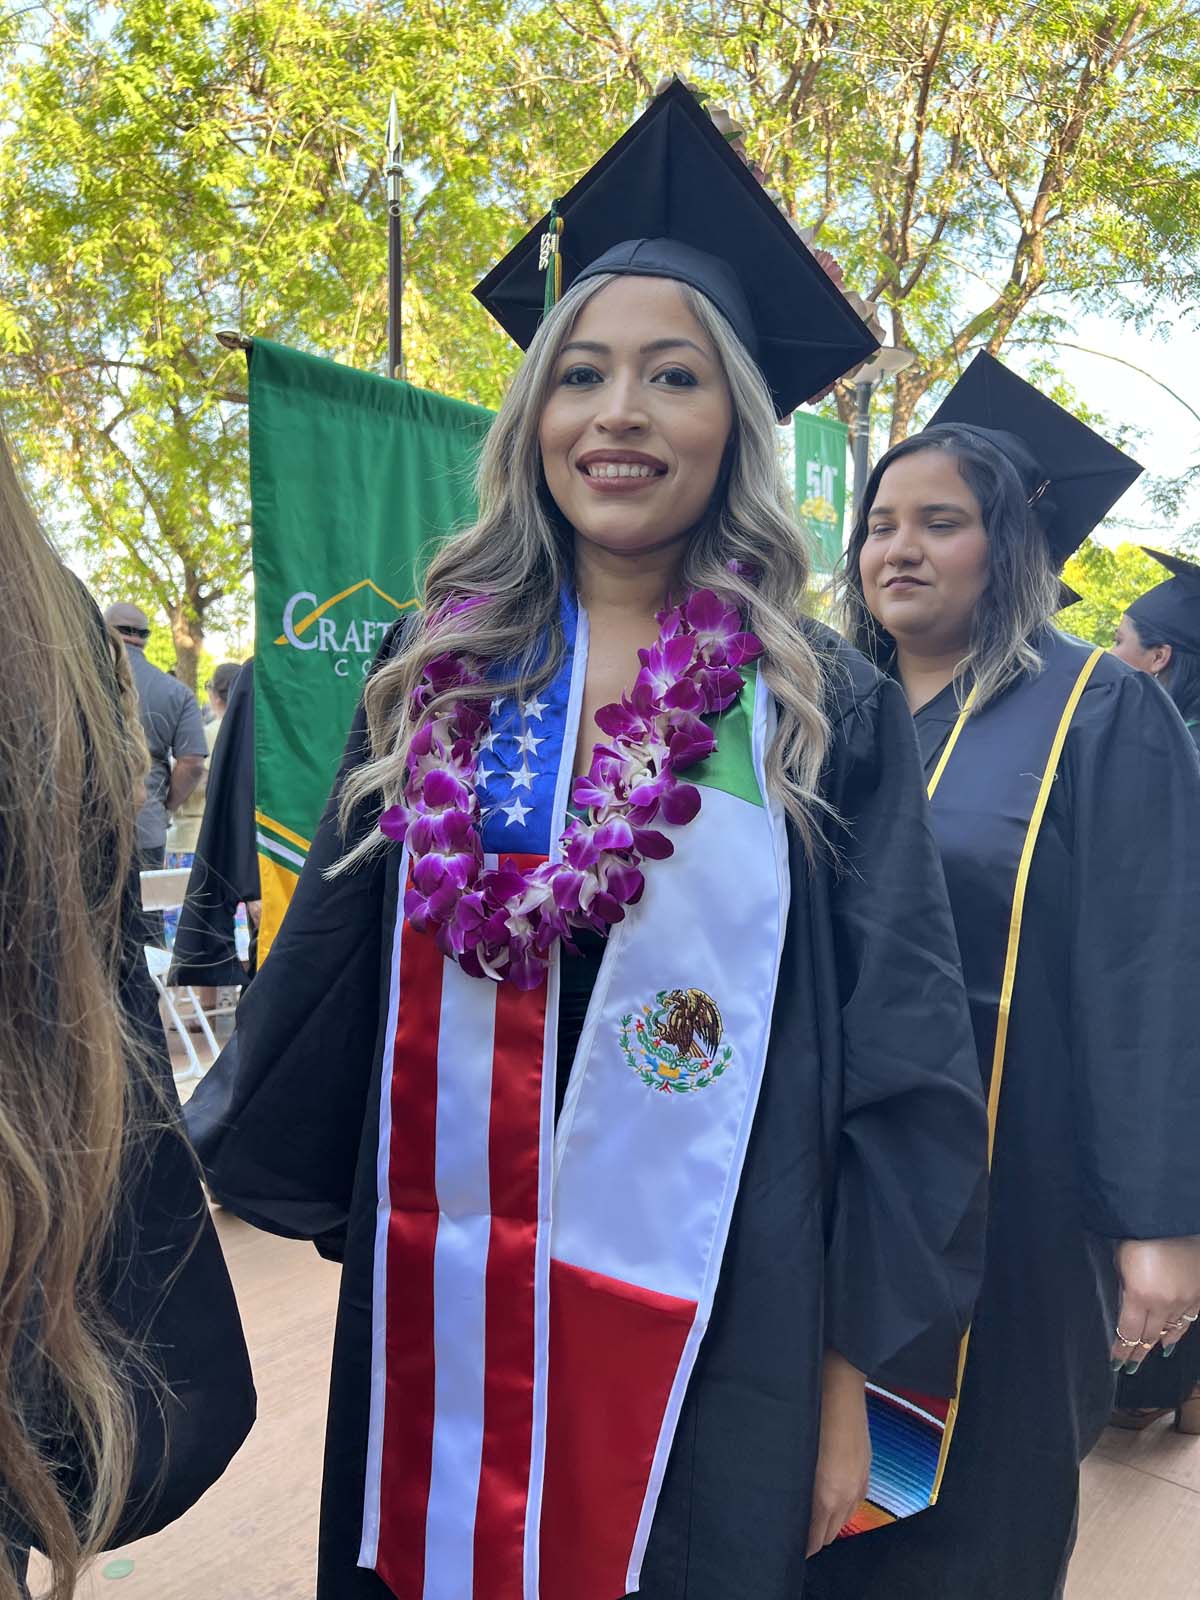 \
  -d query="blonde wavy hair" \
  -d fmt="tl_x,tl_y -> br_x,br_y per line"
339,272 -> 831,858
0,429 -> 144,1598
